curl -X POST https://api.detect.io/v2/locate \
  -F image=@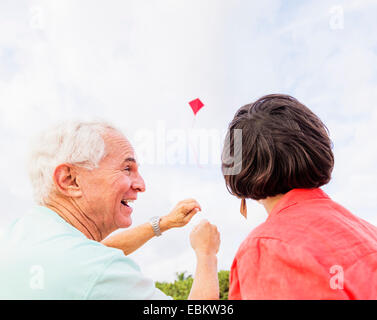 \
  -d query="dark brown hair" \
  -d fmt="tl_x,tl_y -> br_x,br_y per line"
222,94 -> 334,200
